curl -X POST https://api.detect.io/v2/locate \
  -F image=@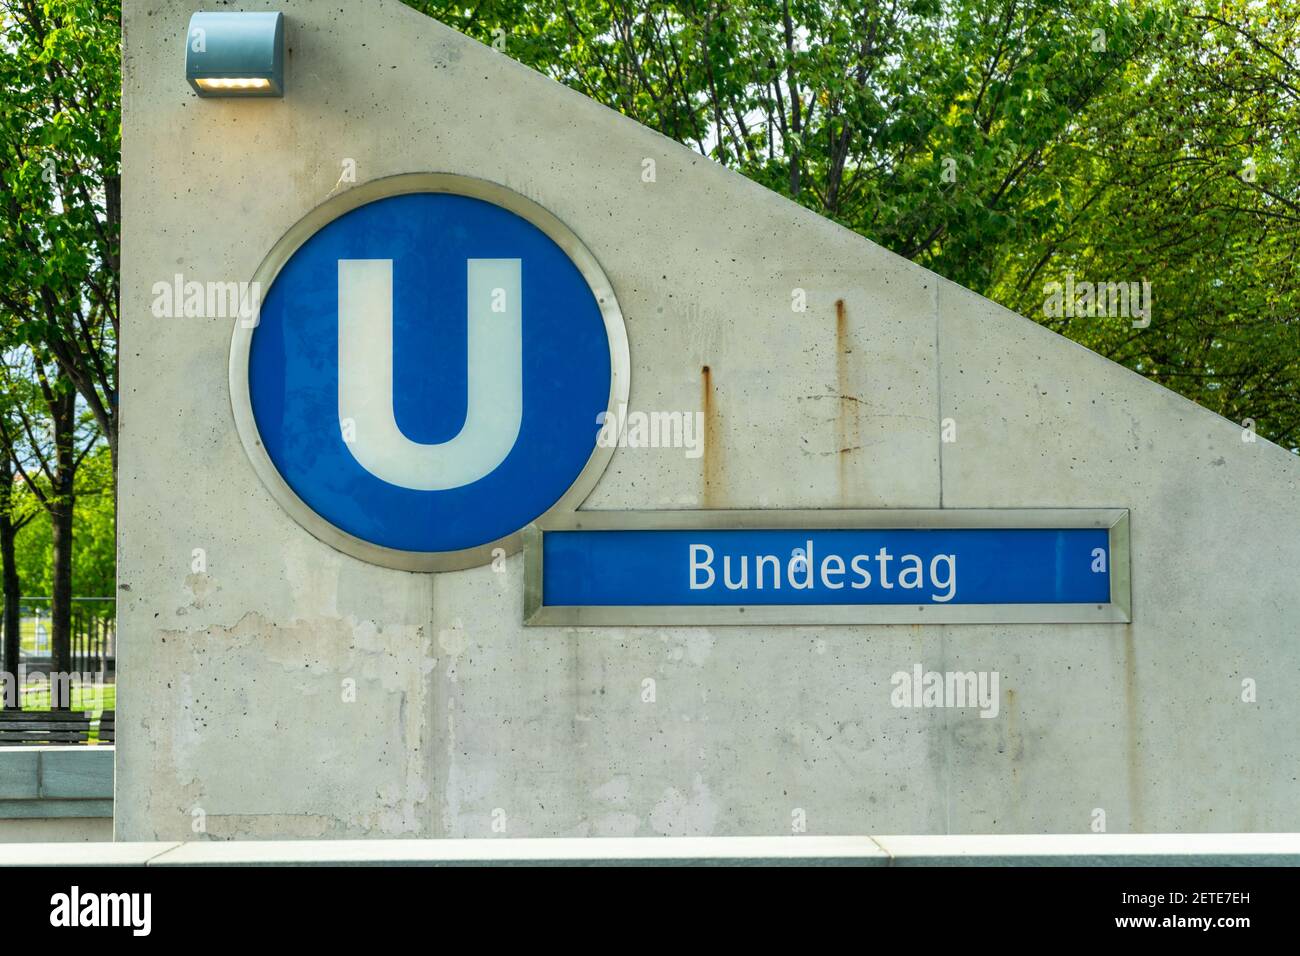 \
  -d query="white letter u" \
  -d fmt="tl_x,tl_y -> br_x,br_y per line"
338,258 -> 522,490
